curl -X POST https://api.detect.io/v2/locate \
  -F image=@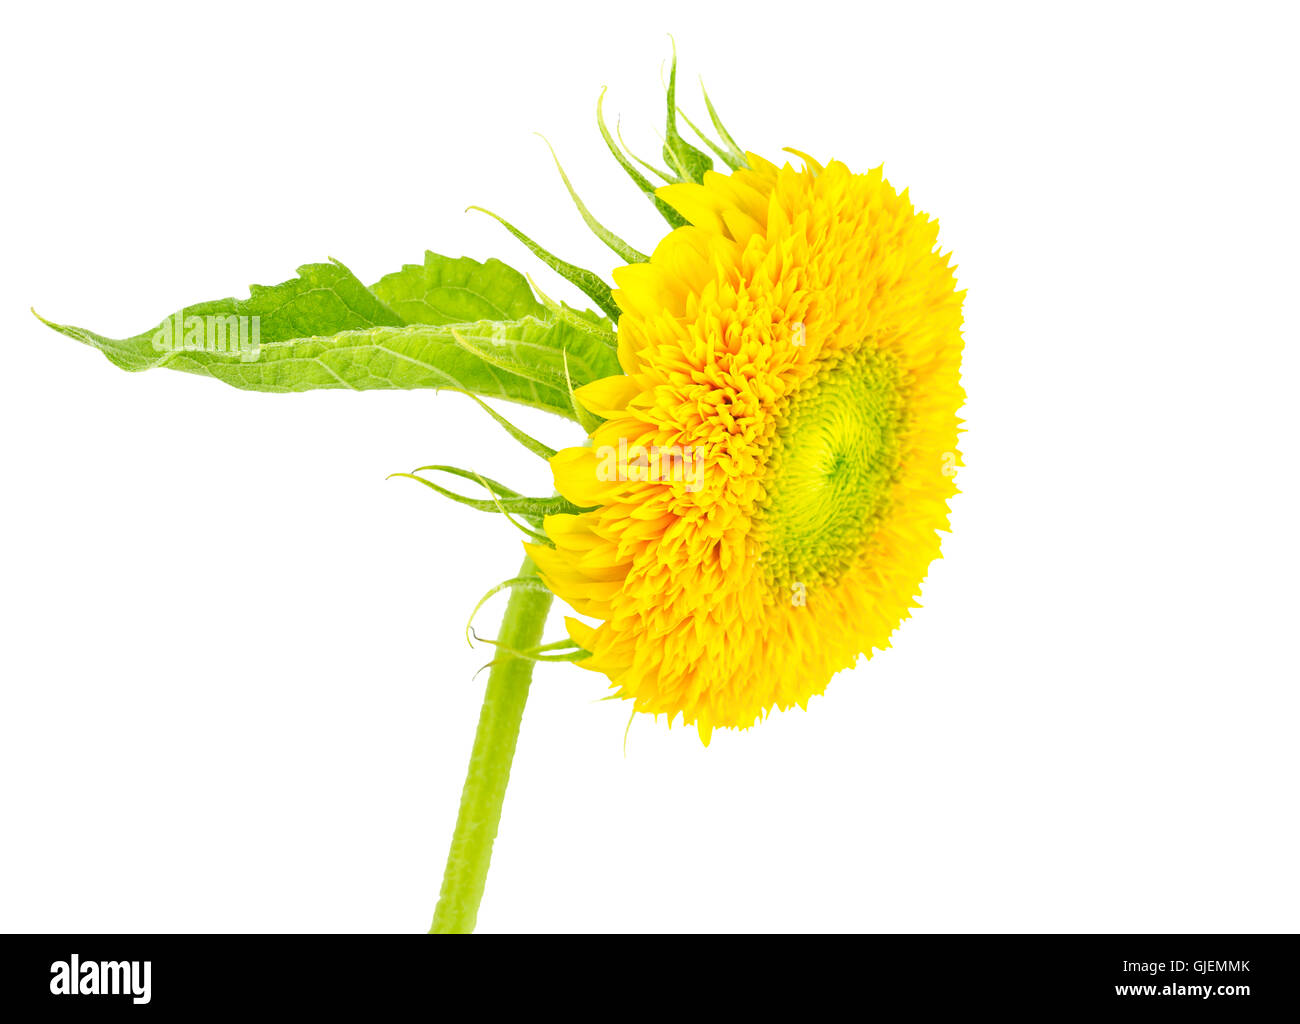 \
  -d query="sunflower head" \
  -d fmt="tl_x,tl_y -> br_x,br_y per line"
527,80 -> 963,744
